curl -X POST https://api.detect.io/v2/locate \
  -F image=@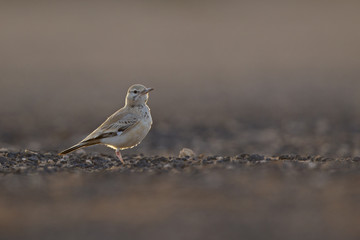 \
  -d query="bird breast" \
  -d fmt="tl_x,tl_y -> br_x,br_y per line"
101,105 -> 152,149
